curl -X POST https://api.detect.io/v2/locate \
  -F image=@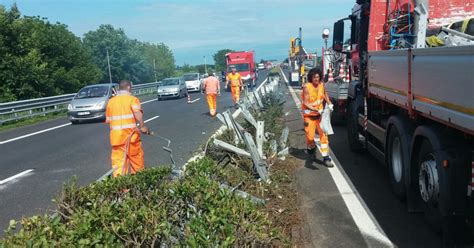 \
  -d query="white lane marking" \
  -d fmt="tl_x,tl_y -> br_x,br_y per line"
144,115 -> 160,123
0,123 -> 71,145
190,98 -> 200,103
0,98 -> 157,146
142,98 -> 157,105
0,169 -> 34,185
280,67 -> 394,247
